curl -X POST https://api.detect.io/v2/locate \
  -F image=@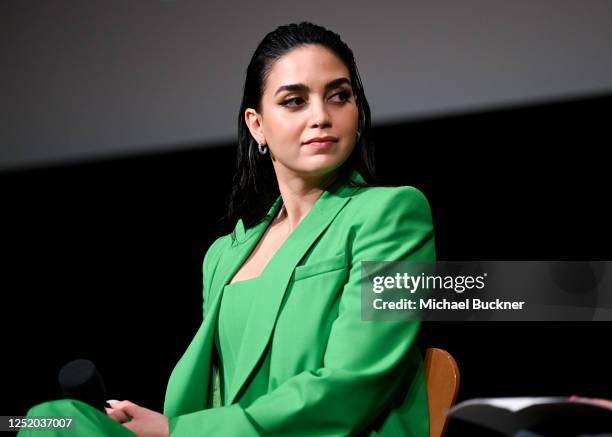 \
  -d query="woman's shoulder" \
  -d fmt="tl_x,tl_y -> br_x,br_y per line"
202,233 -> 232,272
352,183 -> 429,199
348,183 -> 433,218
